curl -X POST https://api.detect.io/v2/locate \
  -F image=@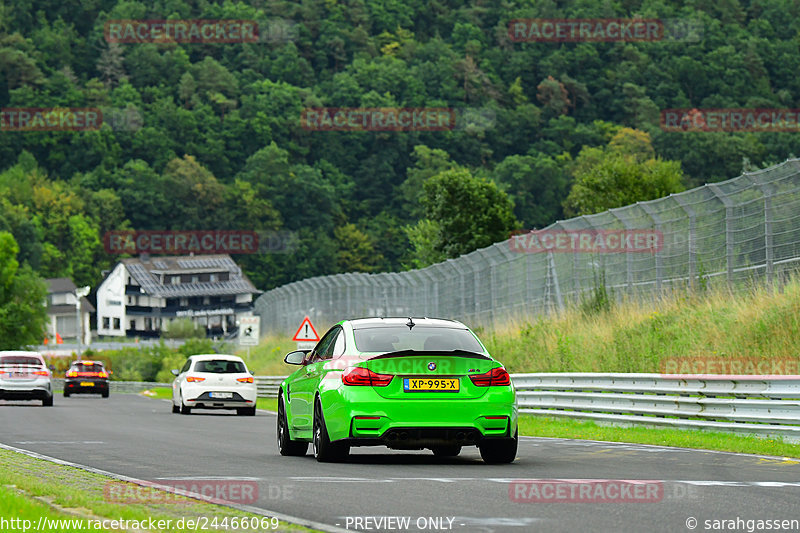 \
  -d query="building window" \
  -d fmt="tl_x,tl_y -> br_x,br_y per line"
113,318 -> 120,330
209,274 -> 217,282
180,298 -> 188,306
192,275 -> 199,283
171,276 -> 180,285
102,317 -> 110,329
